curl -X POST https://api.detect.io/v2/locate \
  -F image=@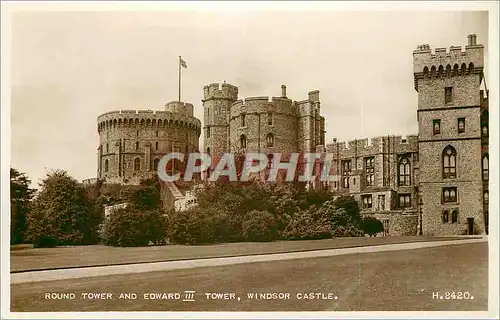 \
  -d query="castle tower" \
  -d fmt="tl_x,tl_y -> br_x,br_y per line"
414,34 -> 487,235
202,82 -> 239,157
